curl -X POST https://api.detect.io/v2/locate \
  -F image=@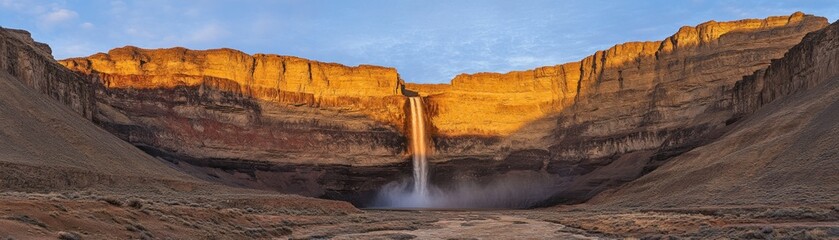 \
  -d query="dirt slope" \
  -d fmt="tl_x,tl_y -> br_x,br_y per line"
589,78 -> 839,207
0,70 -> 203,191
